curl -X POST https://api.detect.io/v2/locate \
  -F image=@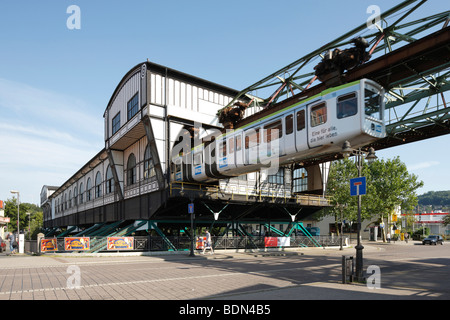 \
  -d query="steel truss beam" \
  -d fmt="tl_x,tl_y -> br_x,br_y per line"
222,0 -> 447,110
221,0 -> 450,153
